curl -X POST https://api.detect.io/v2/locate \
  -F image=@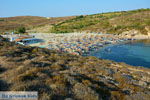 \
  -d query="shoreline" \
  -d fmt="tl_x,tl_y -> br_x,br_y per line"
1,33 -> 150,68
88,39 -> 150,68
1,35 -> 150,100
28,33 -> 142,56
2,33 -> 149,56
